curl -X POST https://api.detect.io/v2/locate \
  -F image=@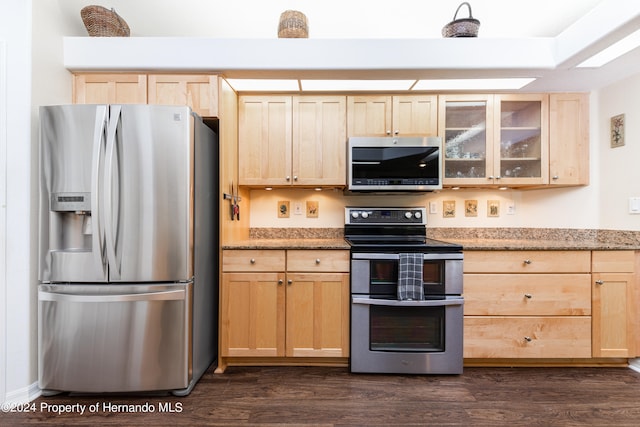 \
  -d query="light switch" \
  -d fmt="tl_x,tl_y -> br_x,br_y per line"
293,202 -> 303,215
629,197 -> 640,214
429,202 -> 438,214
